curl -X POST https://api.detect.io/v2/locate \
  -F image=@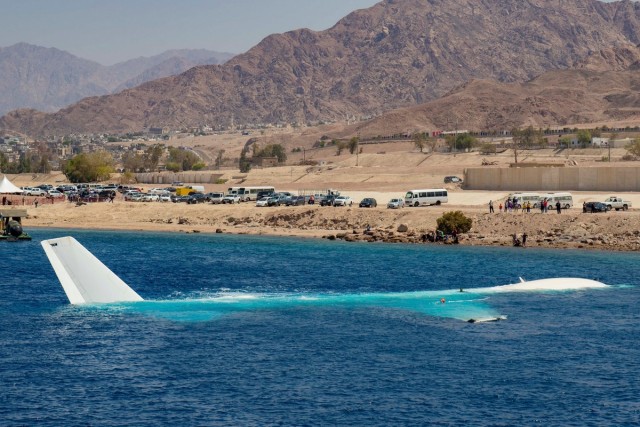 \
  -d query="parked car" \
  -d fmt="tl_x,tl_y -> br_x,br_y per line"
257,190 -> 276,200
320,195 -> 338,206
187,193 -> 207,204
57,185 -> 77,193
444,176 -> 463,184
149,188 -> 170,195
256,197 -> 271,207
387,198 -> 405,209
222,194 -> 241,204
273,192 -> 292,205
603,196 -> 632,211
123,192 -> 139,201
286,195 -> 307,206
207,192 -> 225,204
171,195 -> 189,203
158,194 -> 172,202
47,189 -> 65,199
99,189 -> 117,198
359,198 -> 377,208
22,187 -> 46,196
266,197 -> 281,207
127,193 -> 144,202
584,202 -> 608,213
142,193 -> 160,202
334,196 -> 353,207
